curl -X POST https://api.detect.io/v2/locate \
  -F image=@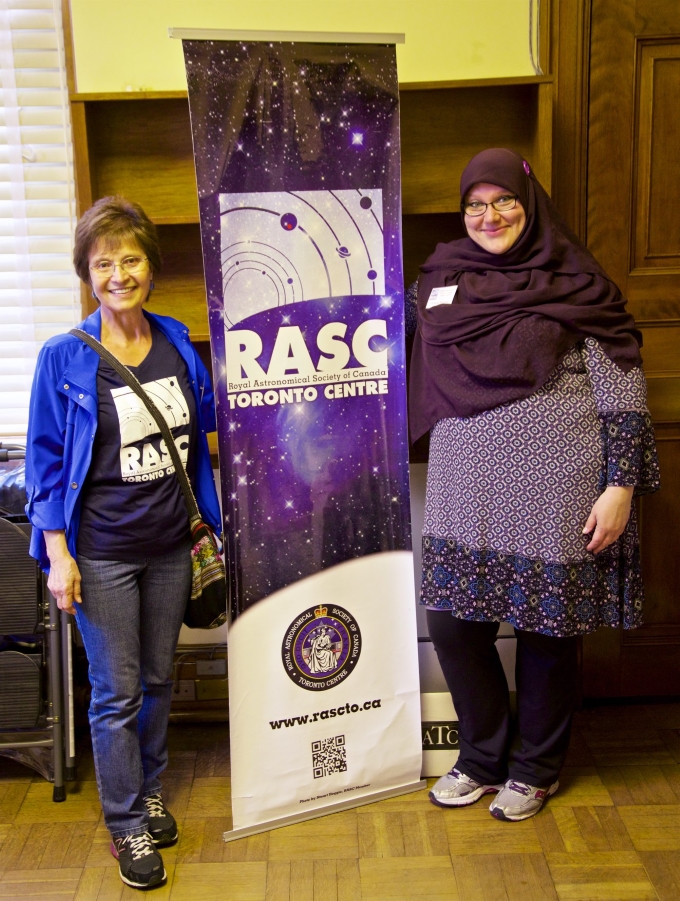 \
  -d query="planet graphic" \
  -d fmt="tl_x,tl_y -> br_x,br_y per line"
219,188 -> 386,326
